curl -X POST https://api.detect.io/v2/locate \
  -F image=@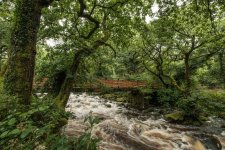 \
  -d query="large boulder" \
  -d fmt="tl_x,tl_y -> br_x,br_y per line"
164,111 -> 184,122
